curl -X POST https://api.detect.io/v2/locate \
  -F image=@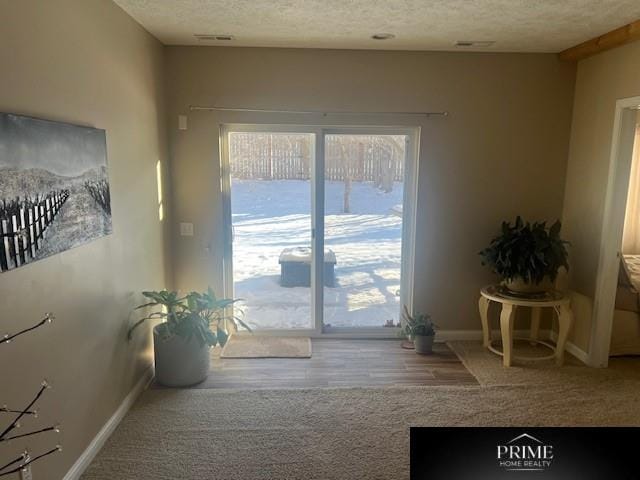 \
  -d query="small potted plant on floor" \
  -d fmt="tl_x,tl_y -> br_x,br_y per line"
402,306 -> 437,355
128,288 -> 250,387
480,216 -> 569,294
